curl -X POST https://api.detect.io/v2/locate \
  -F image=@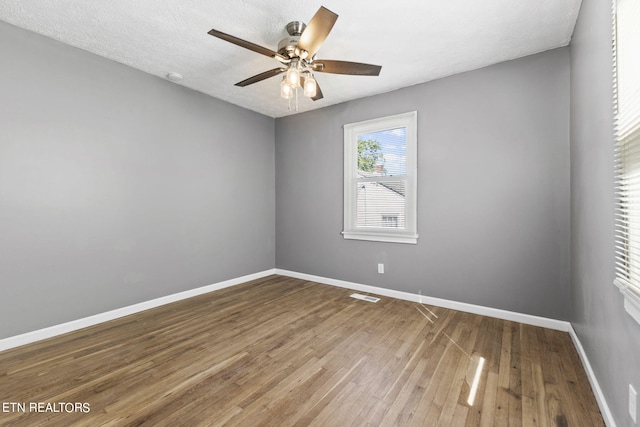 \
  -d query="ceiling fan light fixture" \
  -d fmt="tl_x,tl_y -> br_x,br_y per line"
303,73 -> 317,98
286,64 -> 300,88
280,77 -> 294,99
